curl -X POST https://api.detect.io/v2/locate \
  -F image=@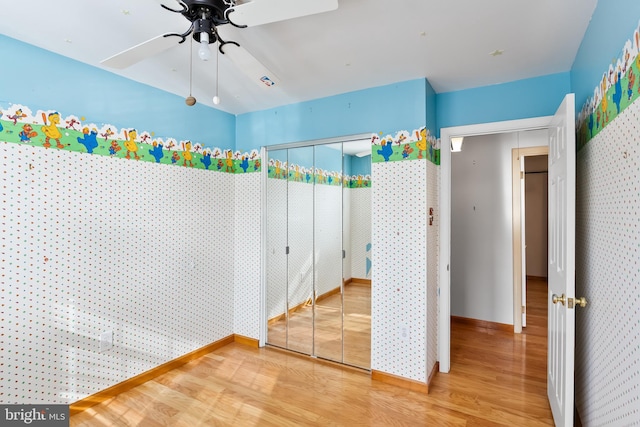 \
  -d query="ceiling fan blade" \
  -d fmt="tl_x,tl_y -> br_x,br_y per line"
227,0 -> 338,27
101,35 -> 178,69
221,43 -> 280,89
